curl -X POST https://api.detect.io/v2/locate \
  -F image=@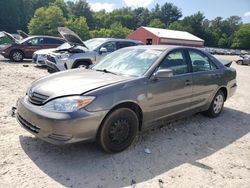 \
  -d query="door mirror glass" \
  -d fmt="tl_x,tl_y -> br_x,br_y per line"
99,47 -> 108,54
154,69 -> 173,78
